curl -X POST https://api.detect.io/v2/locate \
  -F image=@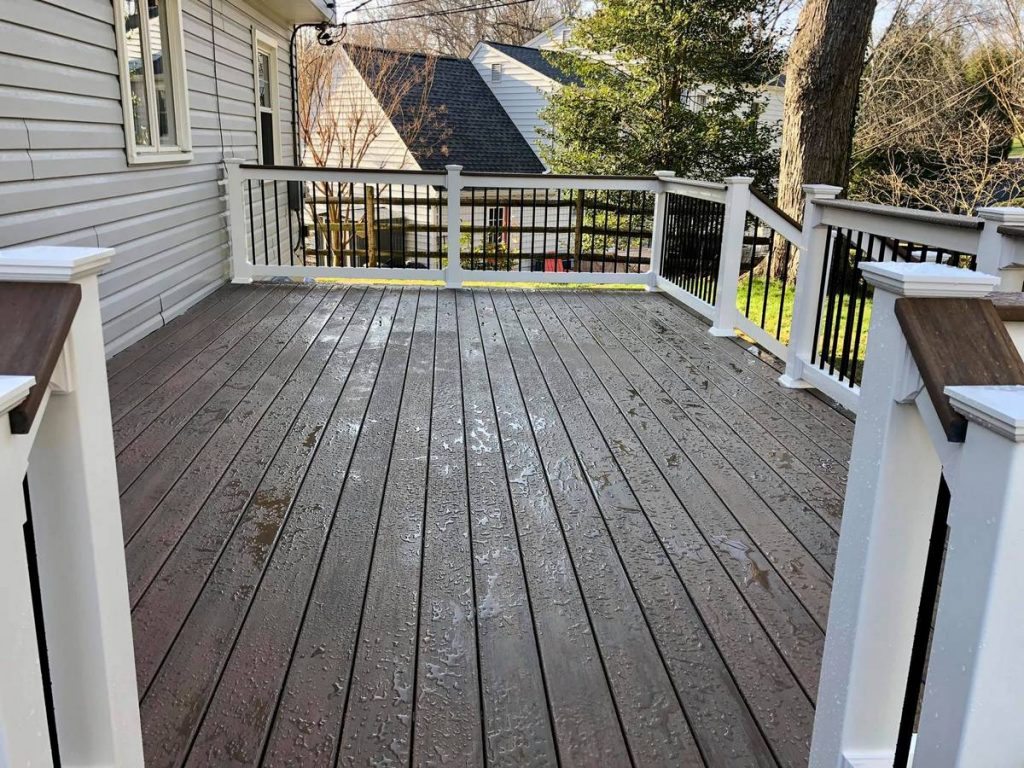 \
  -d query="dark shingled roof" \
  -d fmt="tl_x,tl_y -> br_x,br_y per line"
482,41 -> 581,86
346,45 -> 544,173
